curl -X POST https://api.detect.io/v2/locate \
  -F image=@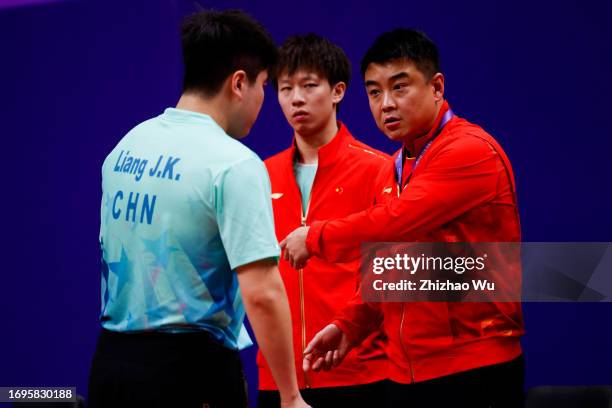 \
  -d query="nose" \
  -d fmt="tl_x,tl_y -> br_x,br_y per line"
381,91 -> 396,112
291,87 -> 306,107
